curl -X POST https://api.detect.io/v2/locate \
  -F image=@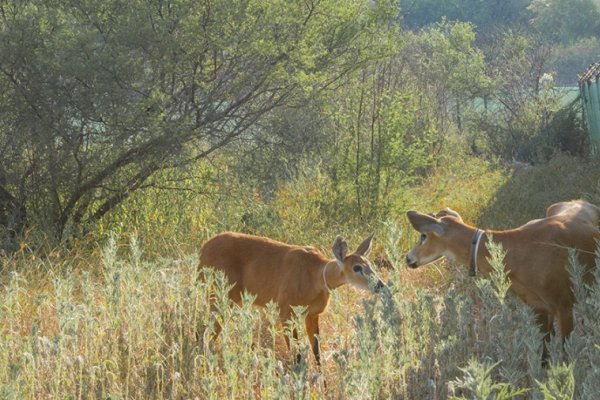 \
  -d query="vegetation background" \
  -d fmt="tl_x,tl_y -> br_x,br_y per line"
1,0 -> 600,398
